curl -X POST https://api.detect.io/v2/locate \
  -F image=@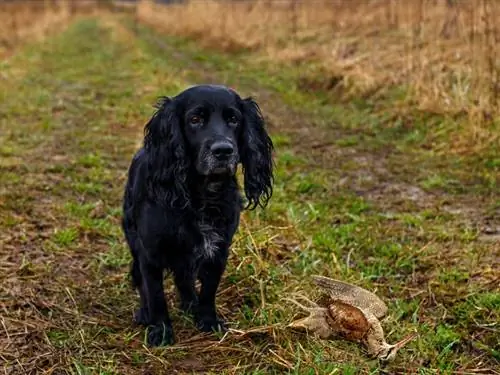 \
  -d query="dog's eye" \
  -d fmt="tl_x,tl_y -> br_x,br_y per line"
228,115 -> 239,126
190,115 -> 203,126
